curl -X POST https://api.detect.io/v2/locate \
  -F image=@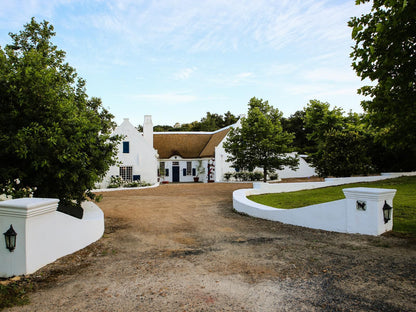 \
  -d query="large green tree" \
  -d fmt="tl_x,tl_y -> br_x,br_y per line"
0,18 -> 120,206
349,0 -> 416,168
303,100 -> 374,177
224,97 -> 298,182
